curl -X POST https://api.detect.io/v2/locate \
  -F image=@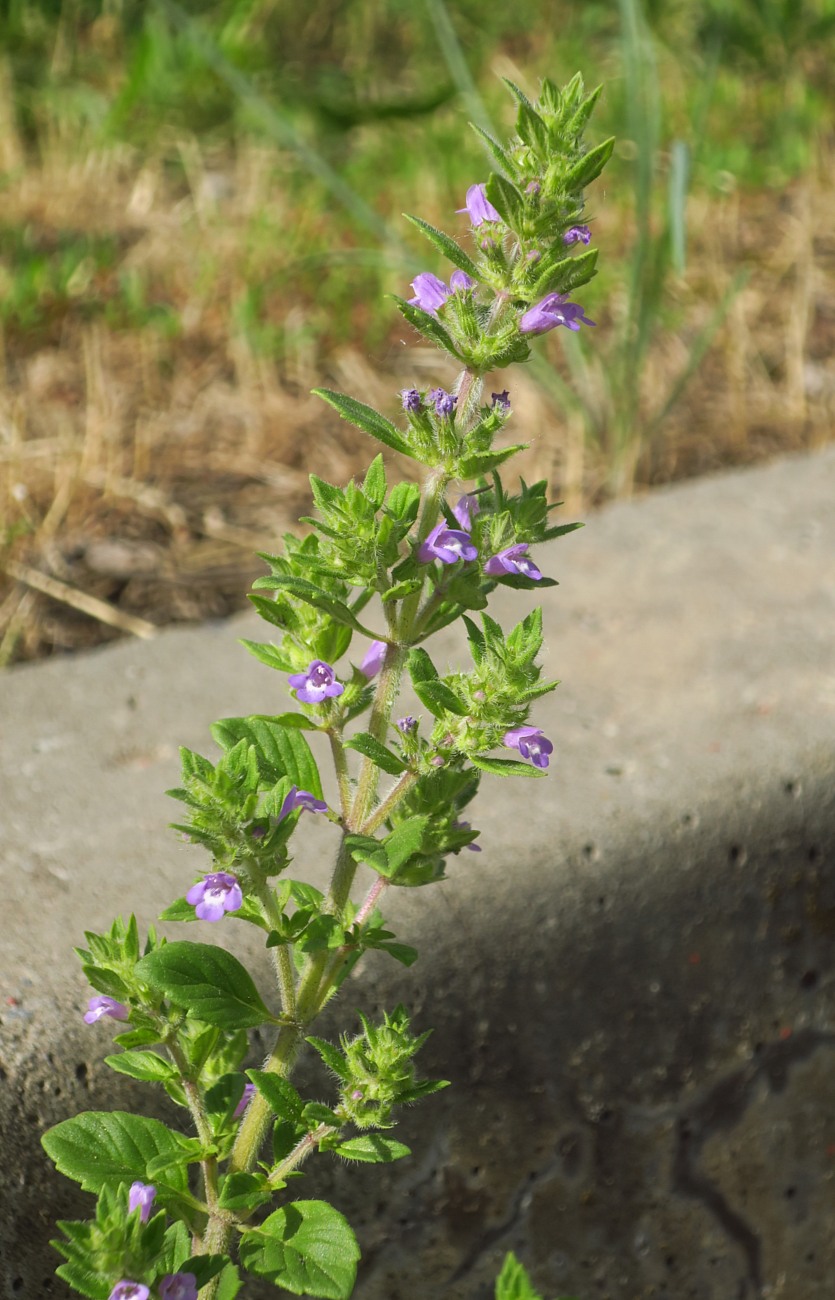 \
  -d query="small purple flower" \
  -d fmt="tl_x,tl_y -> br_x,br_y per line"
484,543 -> 543,581
457,183 -> 501,226
401,388 -> 422,413
360,639 -> 387,679
563,224 -> 592,246
418,522 -> 478,565
128,1181 -> 156,1223
525,180 -> 541,196
449,269 -> 476,293
491,390 -> 511,410
453,819 -> 482,852
83,996 -> 129,1025
397,716 -> 417,734
452,494 -> 479,531
159,1278 -> 198,1300
519,293 -> 595,335
186,872 -> 243,922
233,1082 -> 256,1120
428,387 -> 457,418
287,660 -> 344,705
108,1285 -> 150,1300
350,1088 -> 364,1101
408,272 -> 450,315
525,249 -> 541,264
277,785 -> 328,822
480,236 -> 497,253
504,725 -> 554,769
